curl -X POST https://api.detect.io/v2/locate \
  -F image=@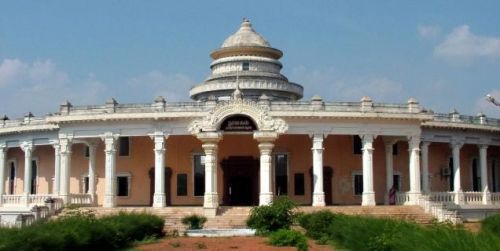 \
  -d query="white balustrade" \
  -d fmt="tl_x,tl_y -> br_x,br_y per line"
395,192 -> 411,205
462,192 -> 483,205
69,194 -> 93,205
428,192 -> 455,204
418,195 -> 462,224
2,195 -> 22,205
491,193 -> 500,205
